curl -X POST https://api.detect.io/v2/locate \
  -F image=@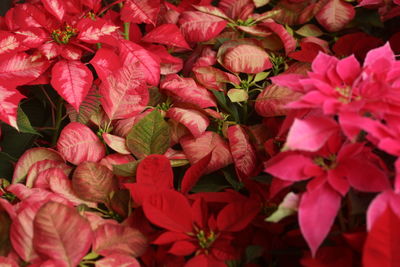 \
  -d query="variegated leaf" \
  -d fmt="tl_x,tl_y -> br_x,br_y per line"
12,3 -> 54,30
166,107 -> 209,138
66,86 -> 101,124
102,133 -> 131,155
315,0 -> 355,32
160,74 -> 216,108
142,24 -> 191,49
180,131 -> 233,174
260,19 -> 297,55
100,154 -> 135,171
0,85 -> 25,130
48,168 -> 96,207
25,159 -> 69,188
11,202 -> 42,262
178,11 -> 227,43
0,52 -> 49,86
33,202 -> 94,266
216,38 -> 261,65
193,66 -> 240,91
72,162 -> 117,203
0,31 -> 23,56
120,0 -> 160,25
119,40 -> 160,86
255,84 -> 302,117
227,125 -> 258,180
95,254 -> 140,267
90,48 -> 122,82
93,223 -> 147,257
60,45 -> 82,61
39,42 -> 59,60
12,148 -> 64,184
15,28 -> 48,48
99,63 -> 149,120
219,0 -> 254,20
41,0 -> 65,21
56,122 -> 106,165
222,44 -> 272,74
51,60 -> 93,111
78,18 -> 119,43
192,5 -> 232,21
